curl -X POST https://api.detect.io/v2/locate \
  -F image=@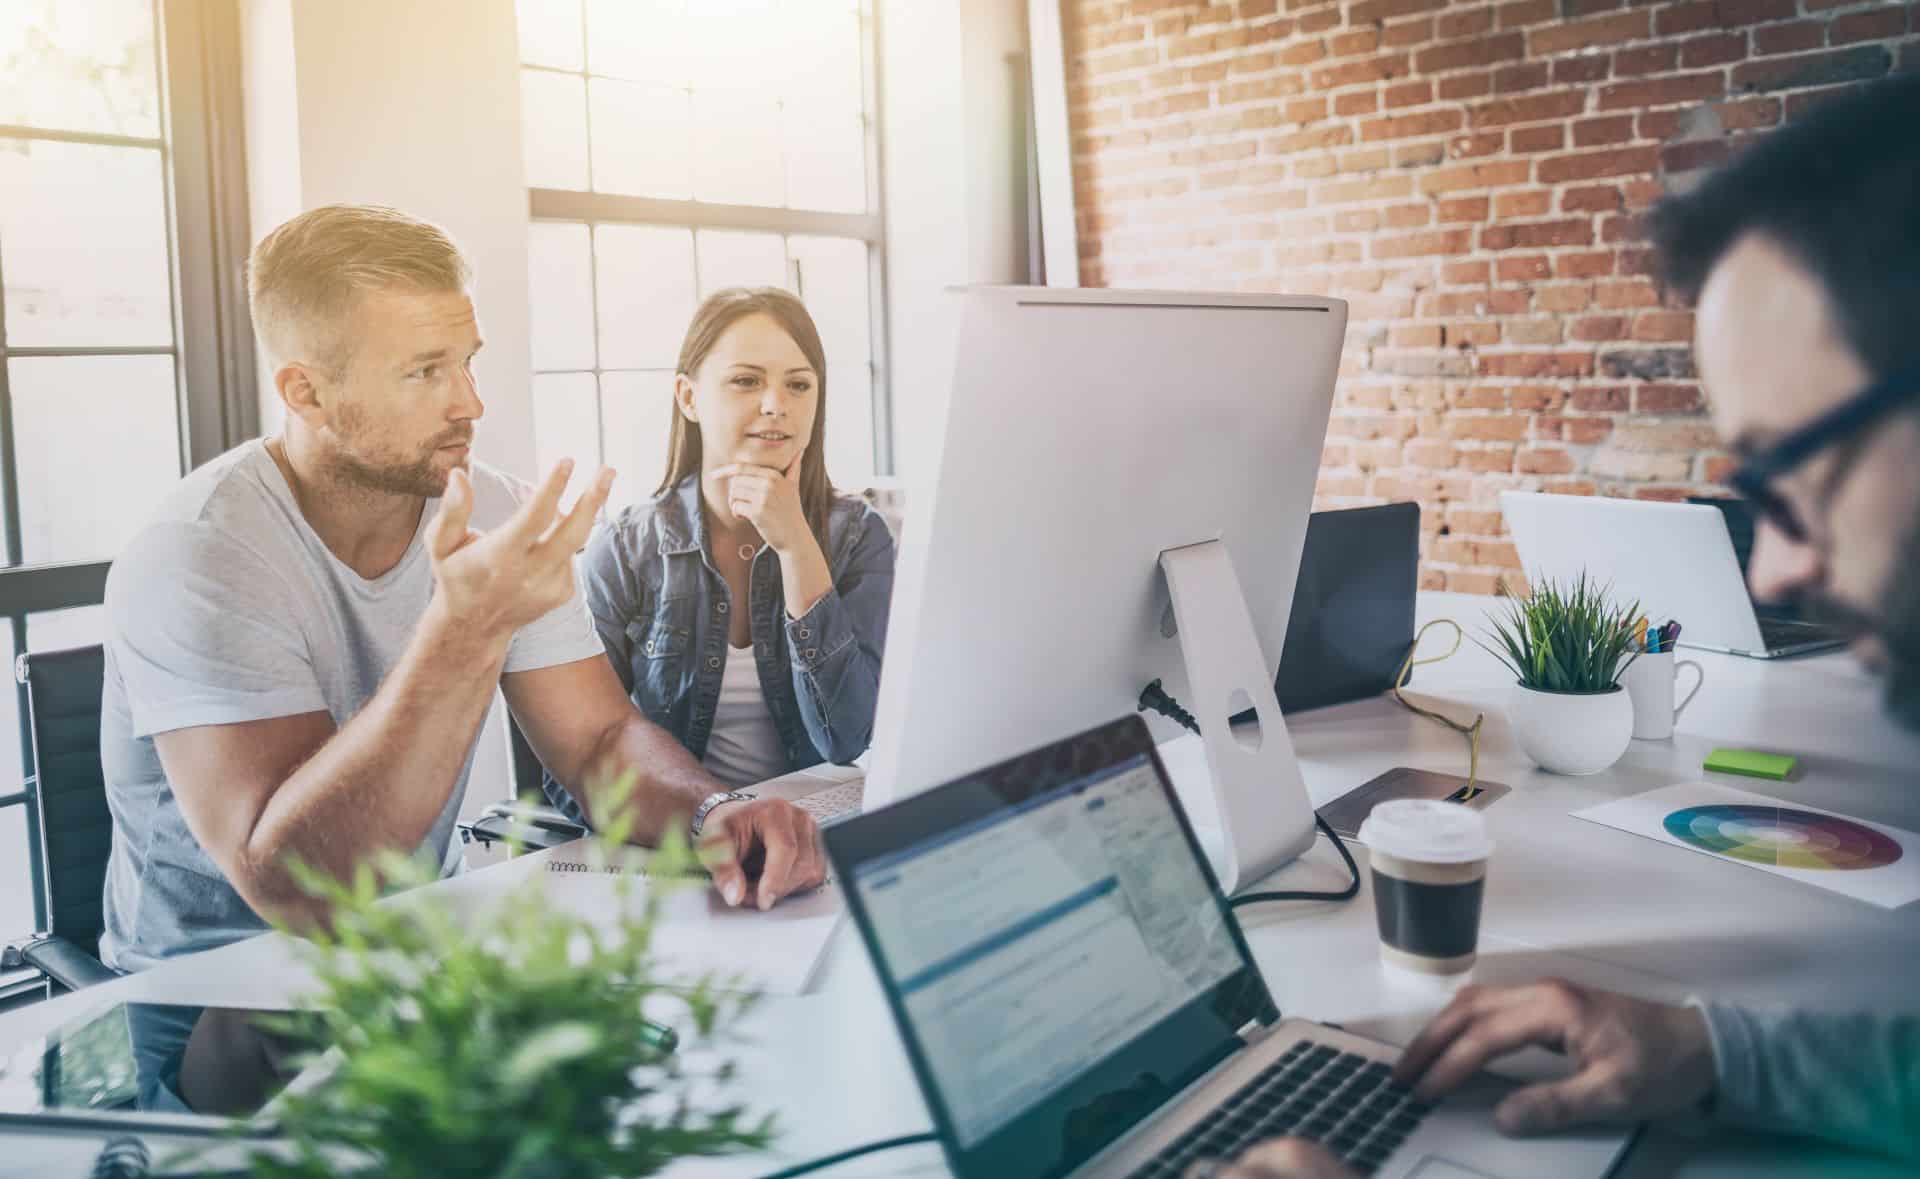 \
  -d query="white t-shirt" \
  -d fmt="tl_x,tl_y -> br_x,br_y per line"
702,643 -> 789,789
